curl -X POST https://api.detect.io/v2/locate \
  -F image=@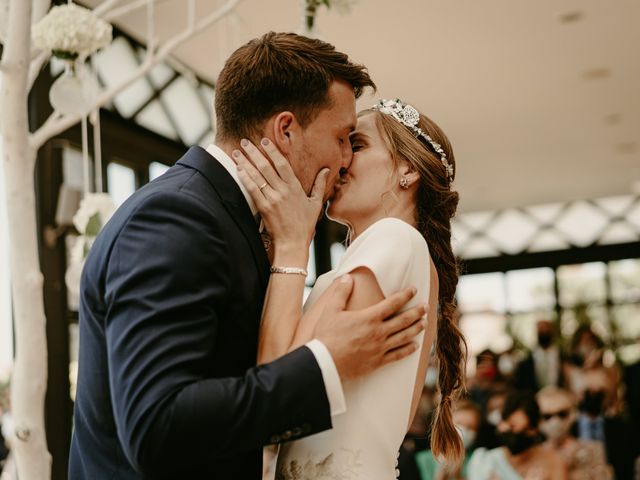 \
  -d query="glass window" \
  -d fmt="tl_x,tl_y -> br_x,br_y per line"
107,162 -> 137,207
330,242 -> 346,269
457,272 -> 506,313
459,312 -> 511,355
609,259 -> 640,303
149,162 -> 170,181
611,304 -> 640,340
555,202 -> 609,247
560,305 -> 609,340
506,268 -> 555,312
135,101 -> 179,141
95,37 -> 154,118
160,77 -> 211,145
62,147 -> 85,190
485,209 -> 538,255
557,262 -> 607,307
